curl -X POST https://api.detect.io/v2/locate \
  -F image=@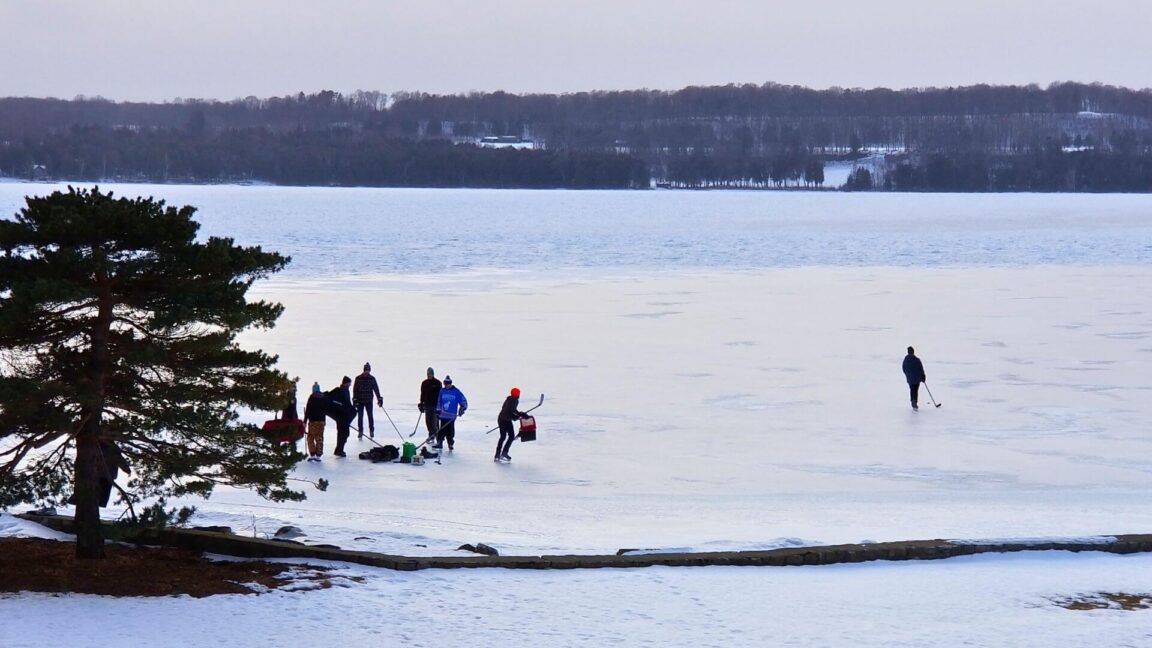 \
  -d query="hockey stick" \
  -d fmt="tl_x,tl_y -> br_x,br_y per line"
923,383 -> 941,408
380,404 -> 407,442
486,393 -> 545,434
408,410 -> 423,437
416,417 -> 455,450
416,418 -> 457,465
